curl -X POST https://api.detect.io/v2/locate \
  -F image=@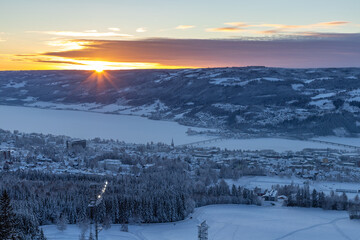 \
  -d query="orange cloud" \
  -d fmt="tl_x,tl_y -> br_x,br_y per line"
176,25 -> 195,30
208,21 -> 350,35
207,22 -> 250,32
317,21 -> 349,26
30,30 -> 132,38
32,59 -> 87,65
46,40 -> 93,50
258,29 -> 281,34
206,27 -> 245,32
136,27 -> 147,33
108,27 -> 121,31
224,22 -> 250,27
